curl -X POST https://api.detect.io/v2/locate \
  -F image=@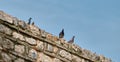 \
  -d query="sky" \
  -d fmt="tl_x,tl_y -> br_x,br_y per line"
0,0 -> 120,62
